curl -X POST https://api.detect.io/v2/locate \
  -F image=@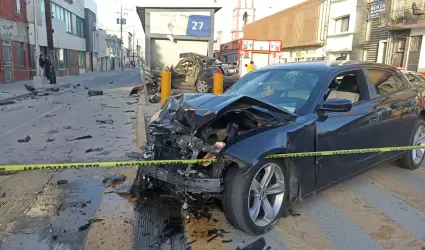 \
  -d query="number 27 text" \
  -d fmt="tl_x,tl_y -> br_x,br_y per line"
191,21 -> 204,30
